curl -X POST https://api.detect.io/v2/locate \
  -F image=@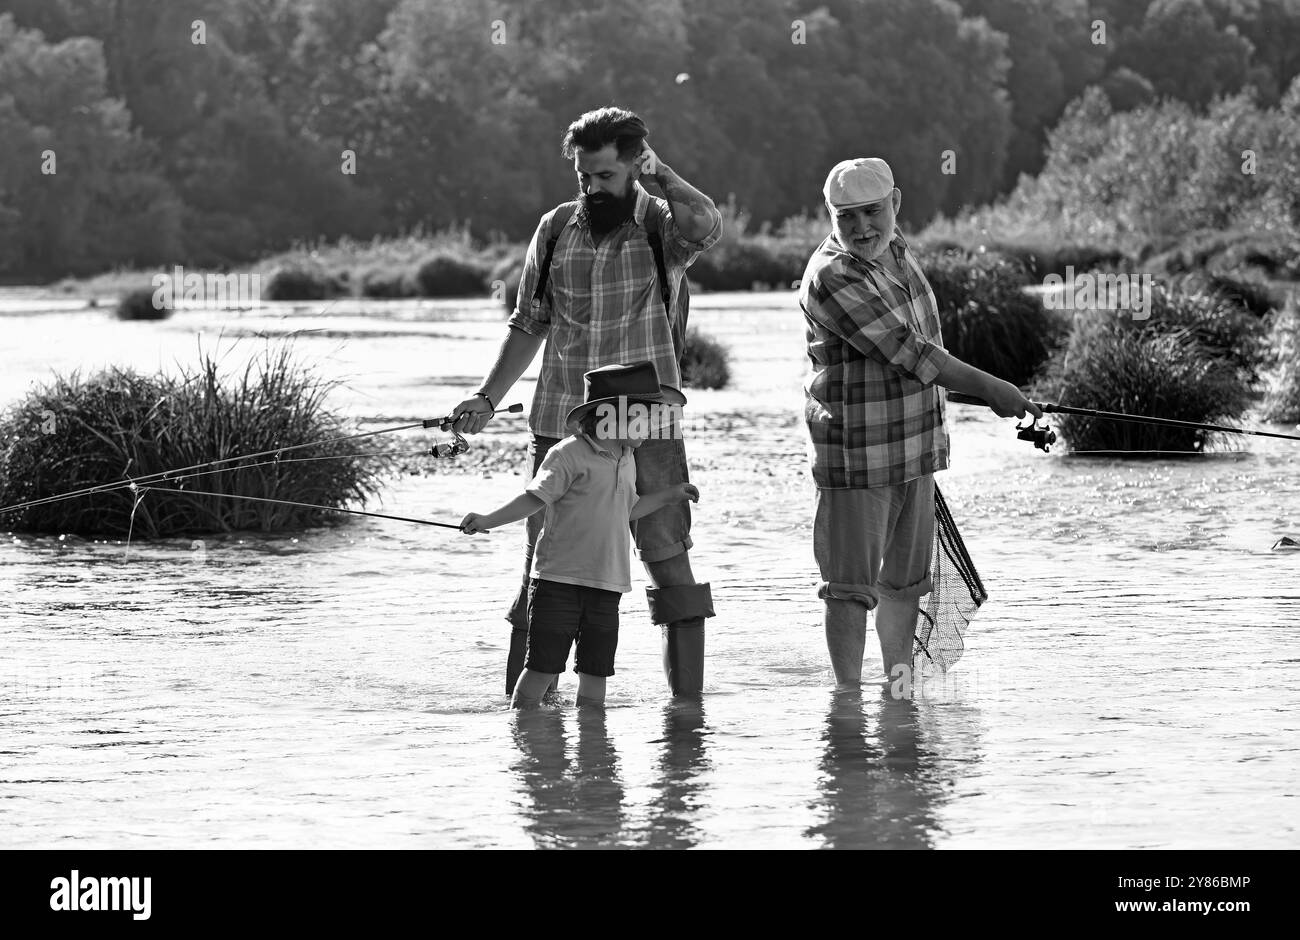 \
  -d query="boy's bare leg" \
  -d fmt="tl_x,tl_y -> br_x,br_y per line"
824,598 -> 868,687
512,668 -> 560,709
575,673 -> 606,707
